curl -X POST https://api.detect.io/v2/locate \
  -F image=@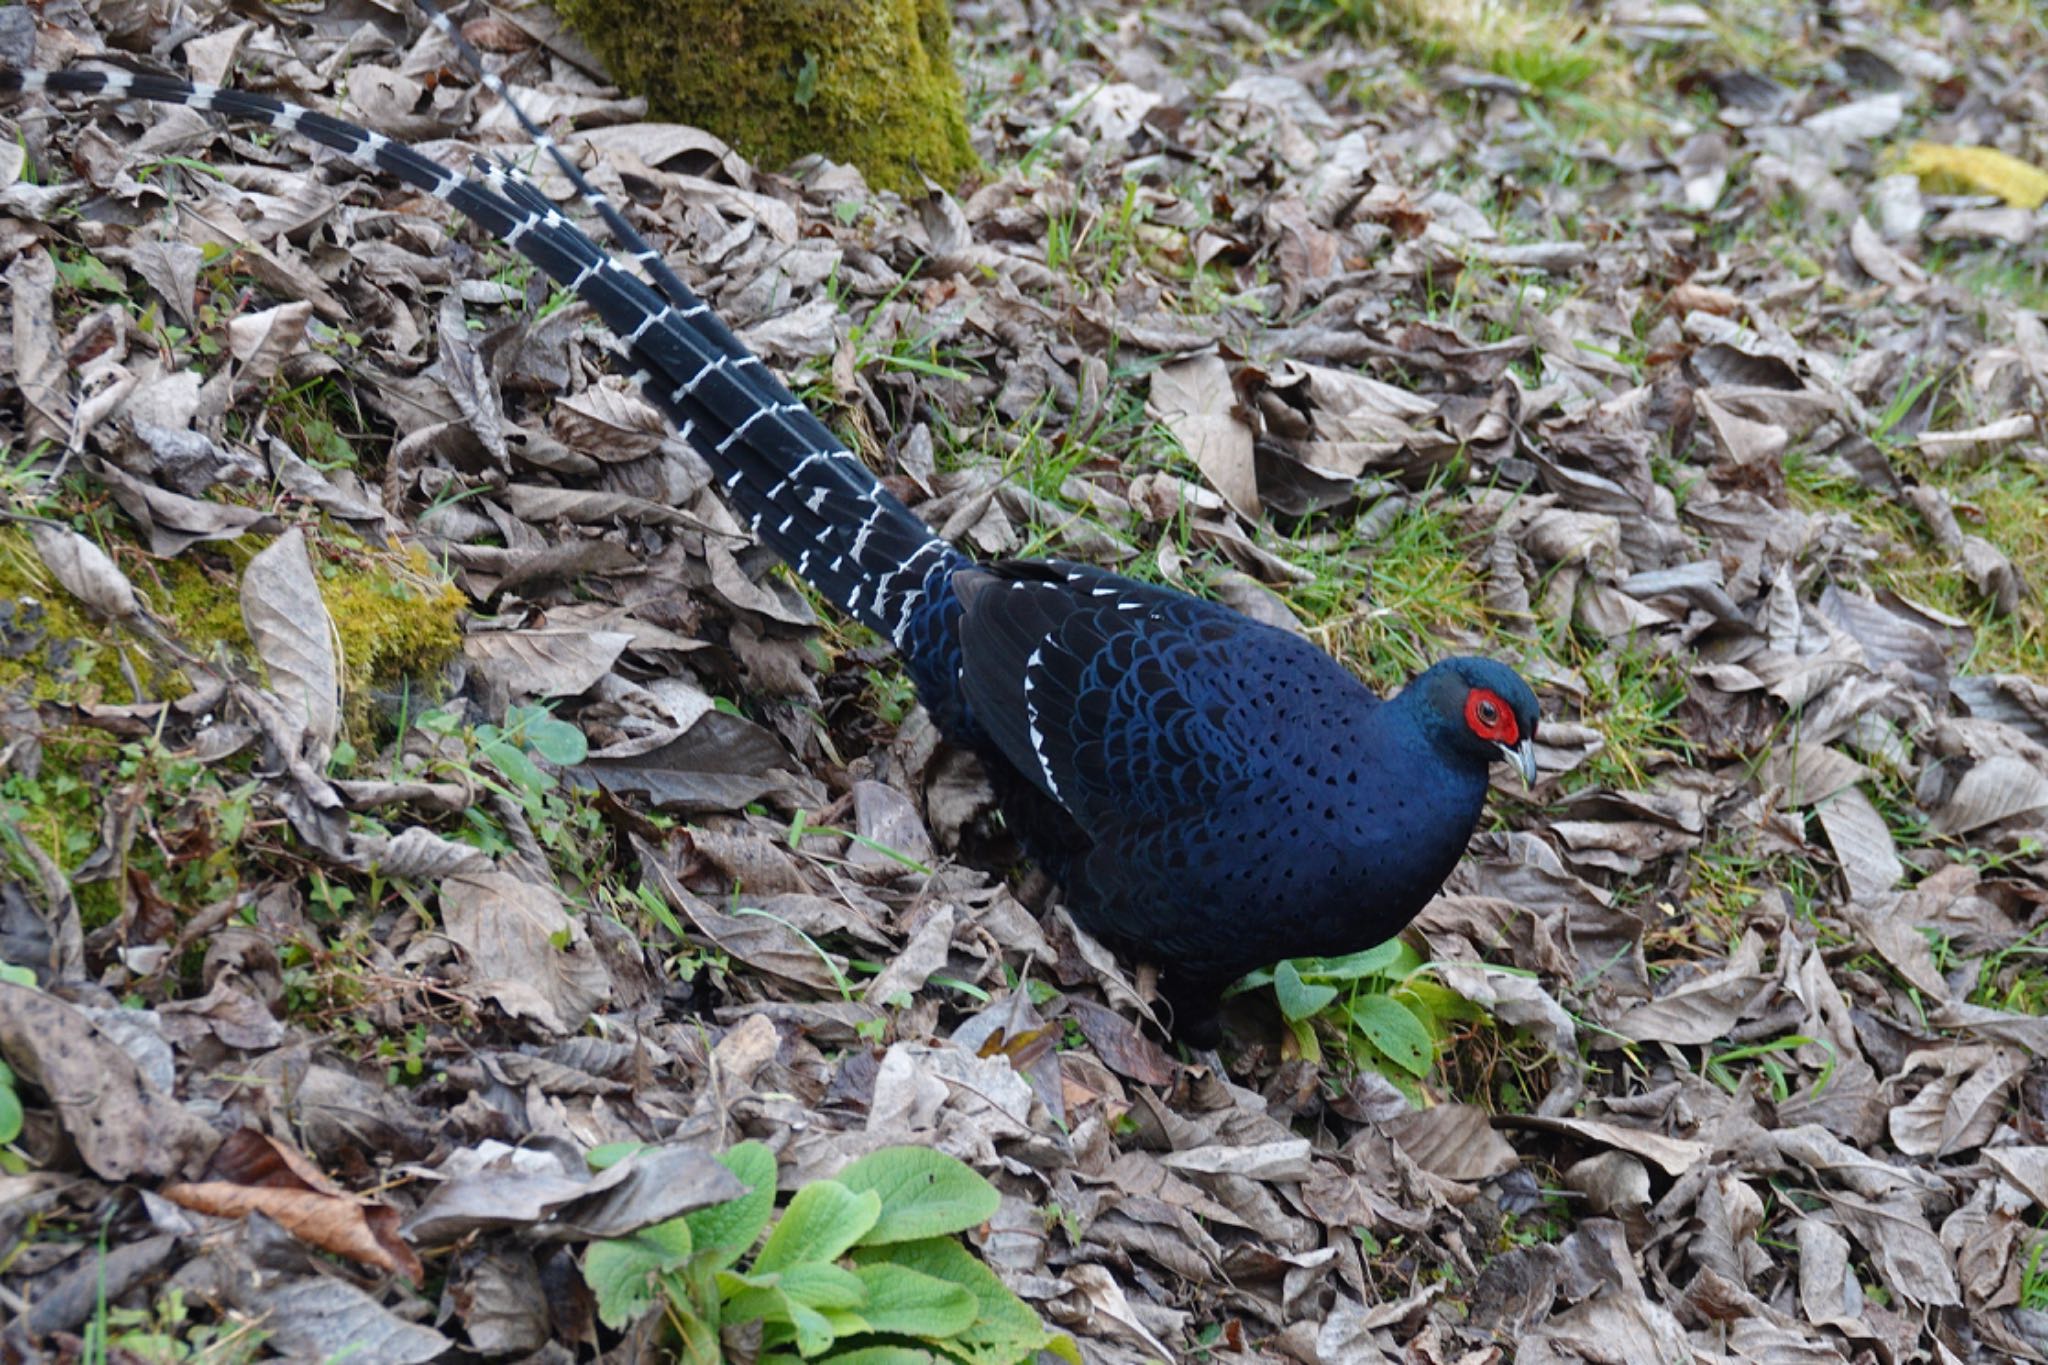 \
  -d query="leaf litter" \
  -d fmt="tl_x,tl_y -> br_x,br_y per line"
1,0 -> 2047,1360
